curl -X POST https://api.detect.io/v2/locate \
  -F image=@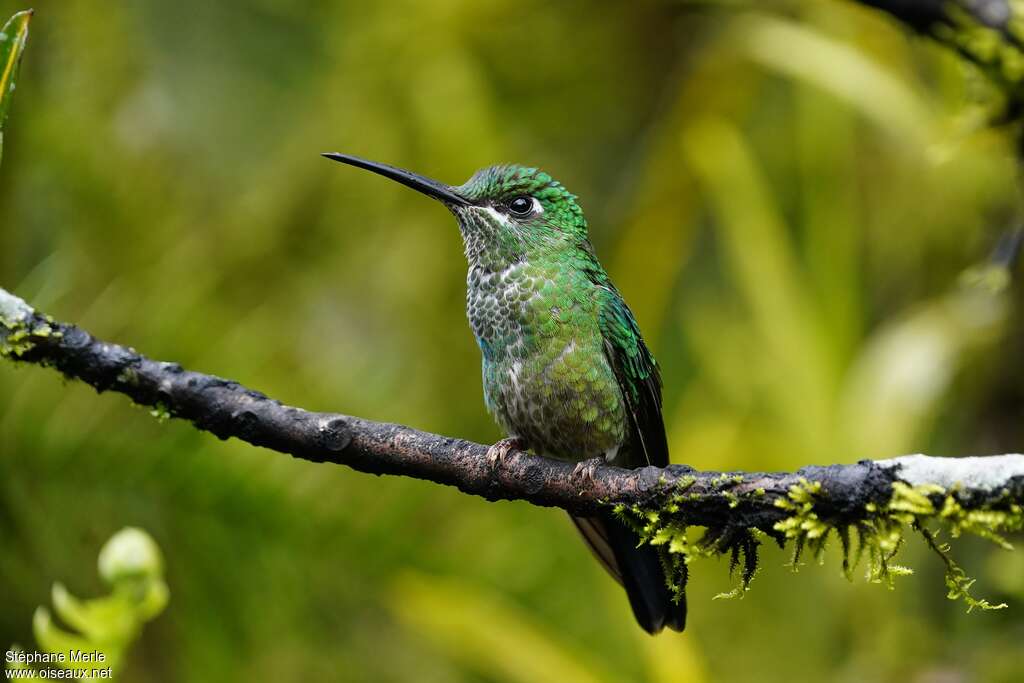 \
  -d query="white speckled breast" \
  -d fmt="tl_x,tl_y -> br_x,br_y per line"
466,262 -> 626,461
